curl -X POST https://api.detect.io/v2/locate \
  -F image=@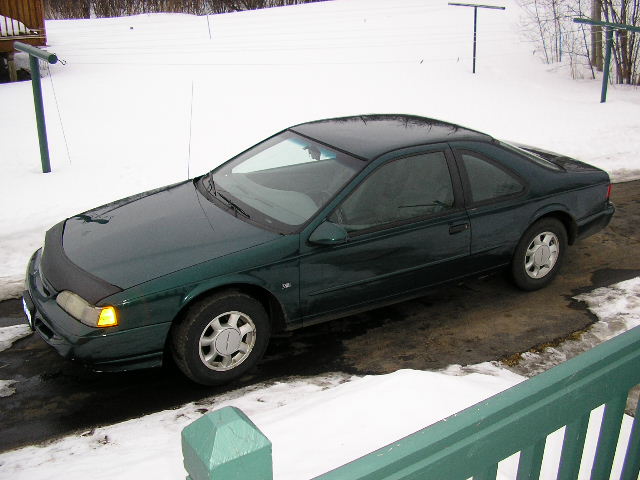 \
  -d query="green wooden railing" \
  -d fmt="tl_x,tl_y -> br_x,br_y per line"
182,326 -> 640,480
